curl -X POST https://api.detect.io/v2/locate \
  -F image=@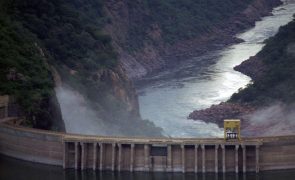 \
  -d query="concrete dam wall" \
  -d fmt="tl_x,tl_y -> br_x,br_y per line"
1,121 -> 295,173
